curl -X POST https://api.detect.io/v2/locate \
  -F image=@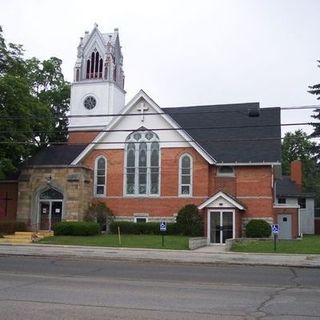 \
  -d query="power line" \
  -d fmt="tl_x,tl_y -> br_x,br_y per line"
1,104 -> 319,120
0,121 -> 315,135
0,136 -> 311,146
